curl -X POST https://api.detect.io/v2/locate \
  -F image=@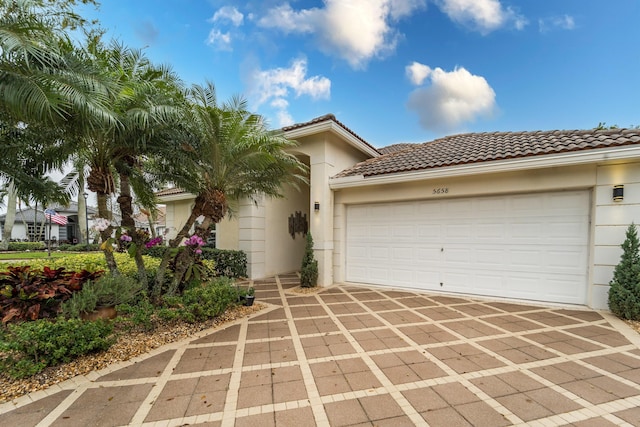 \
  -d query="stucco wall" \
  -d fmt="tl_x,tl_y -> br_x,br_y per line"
264,183 -> 310,276
216,216 -> 239,250
164,198 -> 194,241
592,161 -> 640,308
